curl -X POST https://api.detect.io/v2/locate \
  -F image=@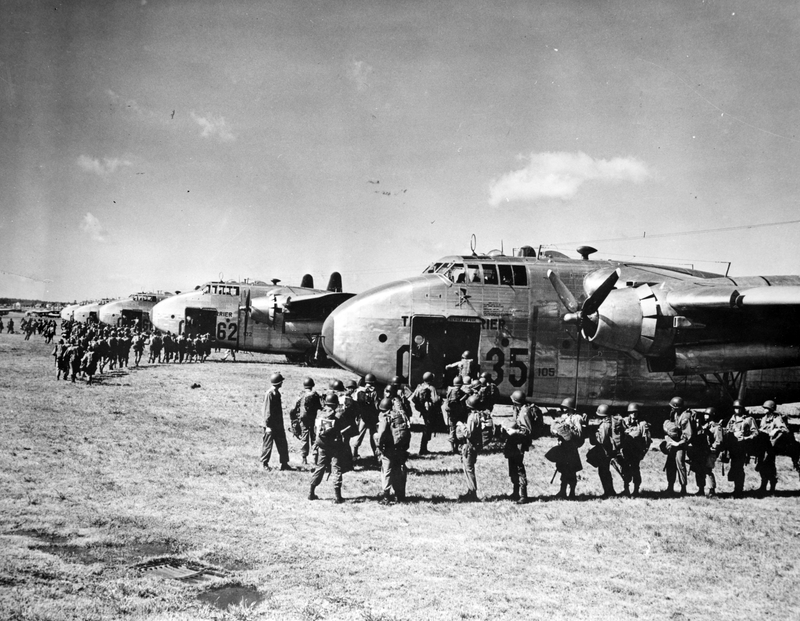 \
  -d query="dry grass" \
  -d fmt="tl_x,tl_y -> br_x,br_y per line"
2,324 -> 800,621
